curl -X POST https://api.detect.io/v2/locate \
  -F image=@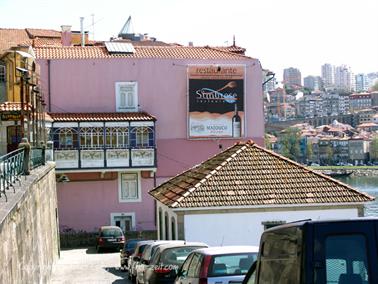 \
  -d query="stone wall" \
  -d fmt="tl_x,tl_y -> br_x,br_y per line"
0,163 -> 59,284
